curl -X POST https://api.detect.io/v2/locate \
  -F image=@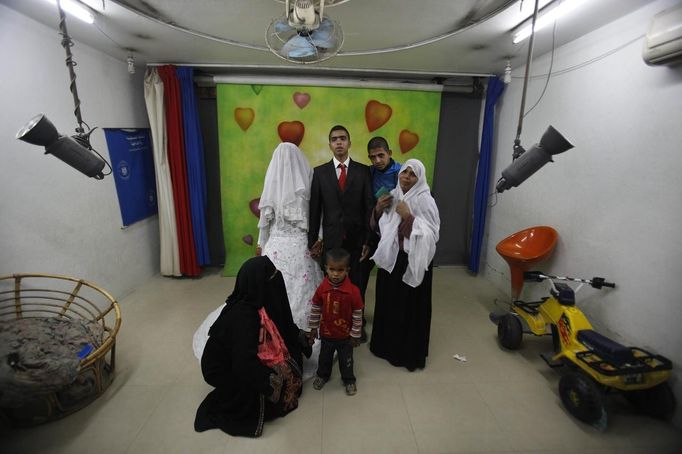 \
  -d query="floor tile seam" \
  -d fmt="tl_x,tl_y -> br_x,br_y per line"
360,378 -> 480,386
122,383 -> 173,454
471,381 -> 618,452
471,381 -> 518,452
399,383 -> 423,454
